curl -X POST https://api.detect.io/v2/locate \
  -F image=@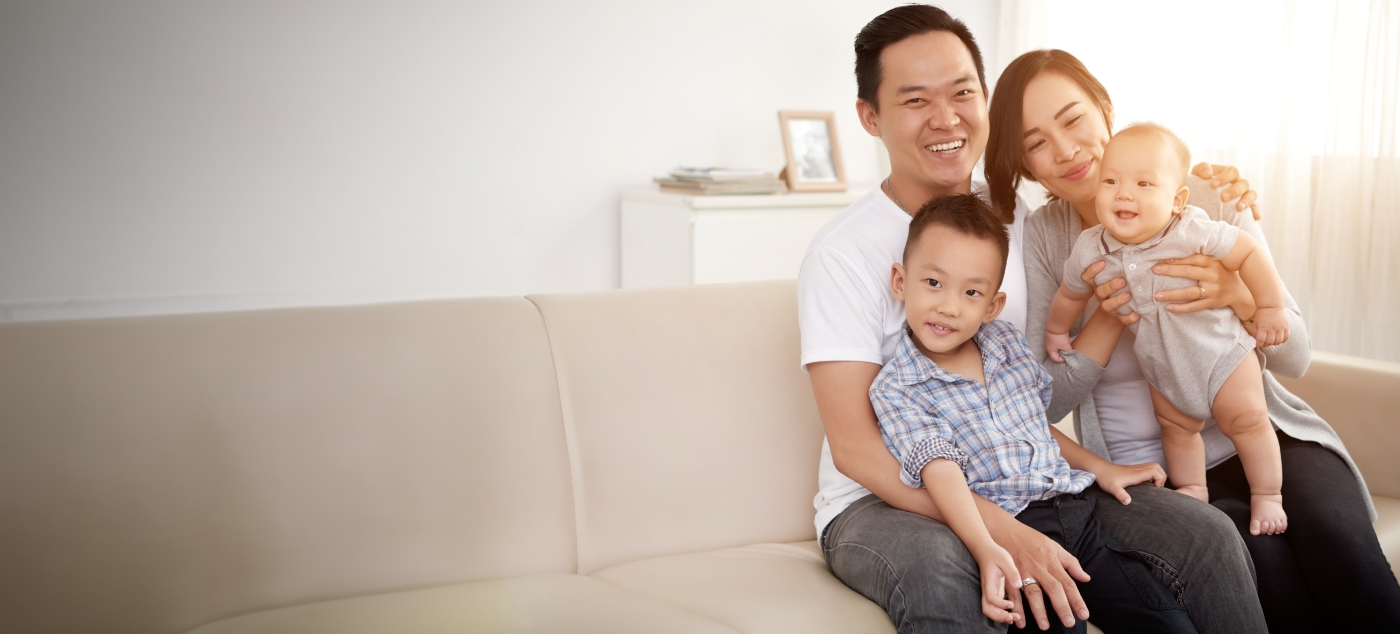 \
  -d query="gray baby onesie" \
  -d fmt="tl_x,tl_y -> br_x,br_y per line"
1064,206 -> 1256,420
